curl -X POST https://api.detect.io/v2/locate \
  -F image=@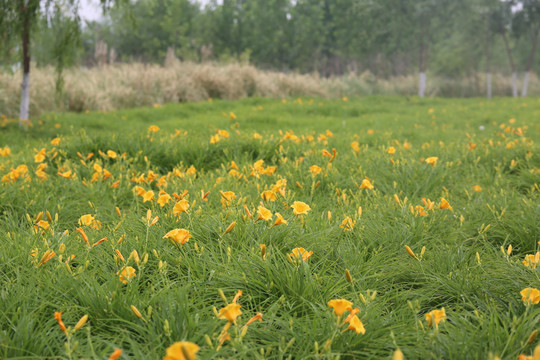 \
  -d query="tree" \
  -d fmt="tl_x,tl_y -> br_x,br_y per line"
288,0 -> 326,72
0,0 -> 127,129
2,0 -> 41,128
446,0 -> 500,99
490,1 -> 520,97
101,0 -> 199,63
201,0 -> 248,60
242,0 -> 292,69
483,0 -> 502,98
367,0 -> 465,97
512,0 -> 540,96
